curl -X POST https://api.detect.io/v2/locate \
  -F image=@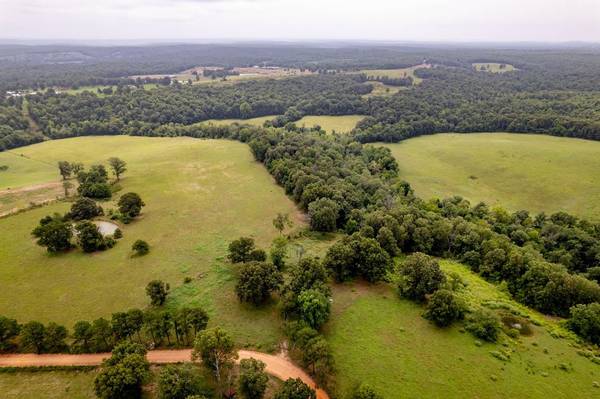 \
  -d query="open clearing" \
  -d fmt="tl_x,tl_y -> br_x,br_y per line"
200,115 -> 277,127
0,136 -> 304,350
296,115 -> 365,133
360,63 -> 431,84
382,133 -> 600,220
473,62 -> 517,73
326,260 -> 599,398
